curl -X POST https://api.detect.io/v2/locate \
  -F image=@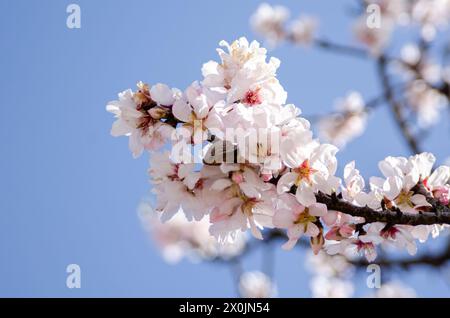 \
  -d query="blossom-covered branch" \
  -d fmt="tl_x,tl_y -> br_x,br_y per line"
315,192 -> 450,226
107,37 -> 450,265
